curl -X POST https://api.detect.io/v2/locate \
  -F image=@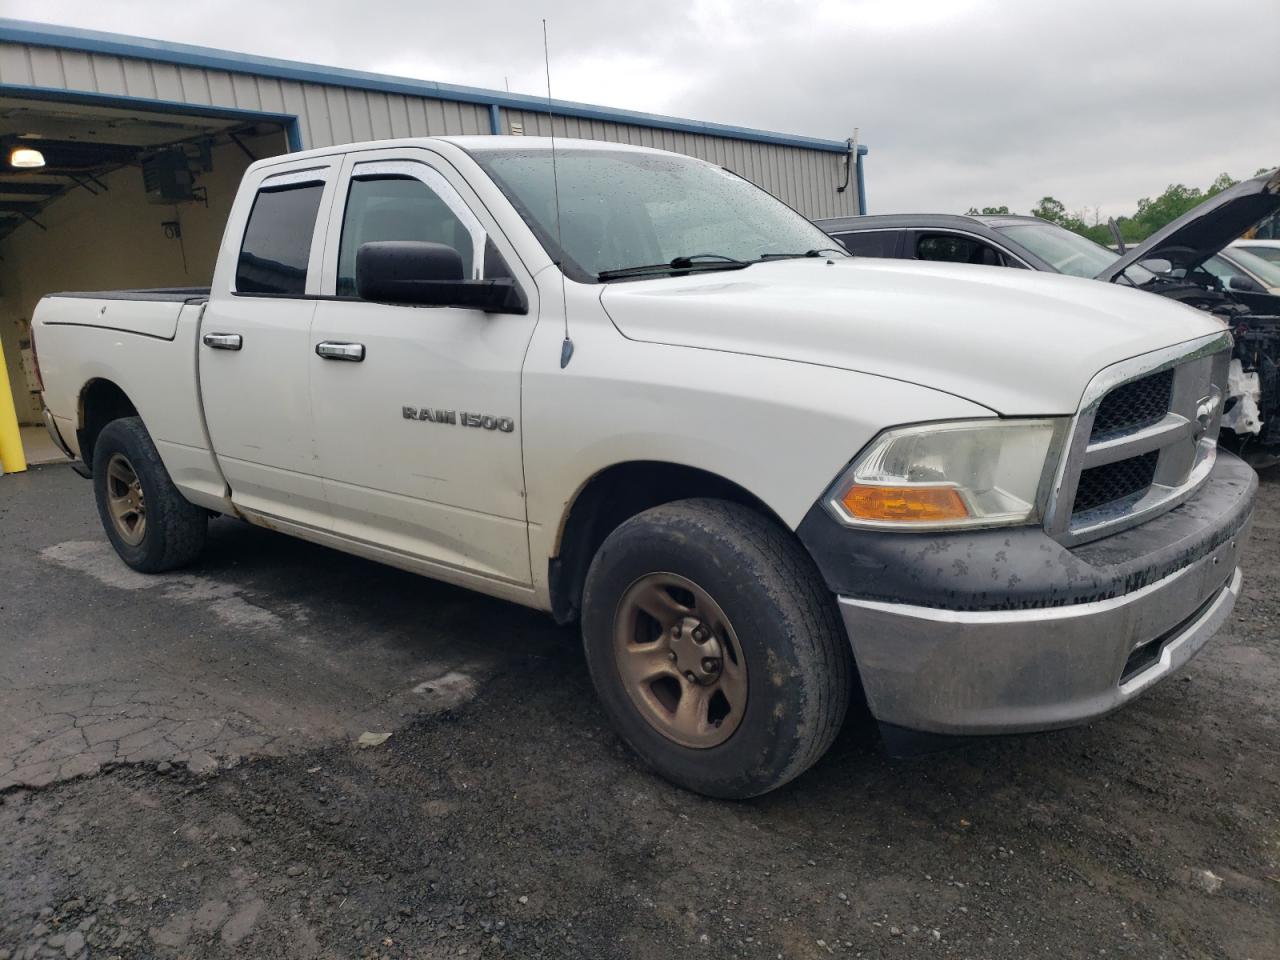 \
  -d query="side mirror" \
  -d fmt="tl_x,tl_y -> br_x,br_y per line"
1138,258 -> 1173,275
355,241 -> 527,314
1225,274 -> 1265,294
